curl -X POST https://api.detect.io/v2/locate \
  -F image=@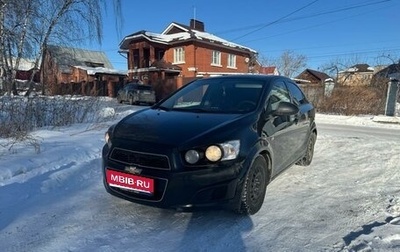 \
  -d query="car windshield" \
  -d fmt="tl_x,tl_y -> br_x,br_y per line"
155,77 -> 265,114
